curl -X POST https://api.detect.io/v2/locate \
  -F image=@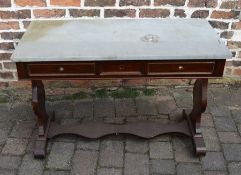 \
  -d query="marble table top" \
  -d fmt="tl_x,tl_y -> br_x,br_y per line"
11,19 -> 232,62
